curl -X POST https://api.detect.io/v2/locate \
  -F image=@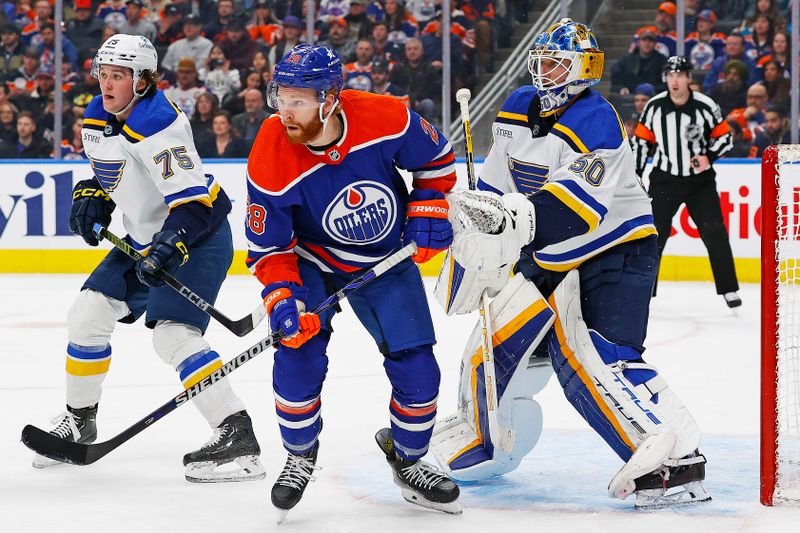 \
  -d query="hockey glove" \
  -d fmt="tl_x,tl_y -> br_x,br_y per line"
135,230 -> 189,288
402,189 -> 453,263
262,282 -> 321,349
69,178 -> 115,246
